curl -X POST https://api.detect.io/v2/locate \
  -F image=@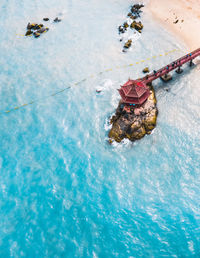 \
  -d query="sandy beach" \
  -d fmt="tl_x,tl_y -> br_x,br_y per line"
147,0 -> 200,50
